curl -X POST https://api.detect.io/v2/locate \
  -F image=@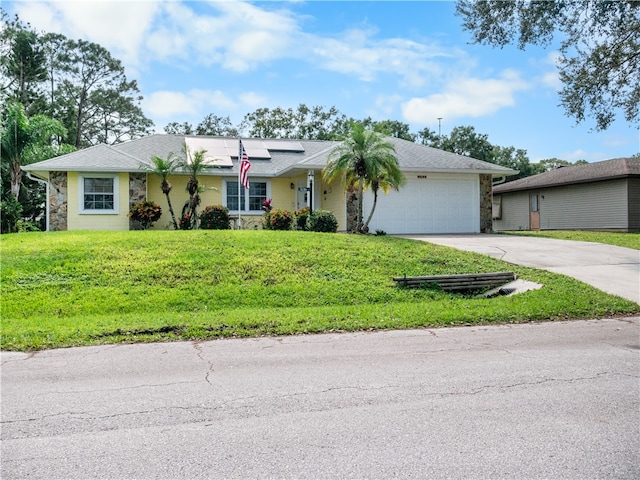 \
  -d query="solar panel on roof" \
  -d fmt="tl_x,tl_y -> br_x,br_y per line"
240,140 -> 270,159
243,147 -> 271,159
184,138 -> 234,167
184,137 -> 305,161
262,140 -> 305,152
